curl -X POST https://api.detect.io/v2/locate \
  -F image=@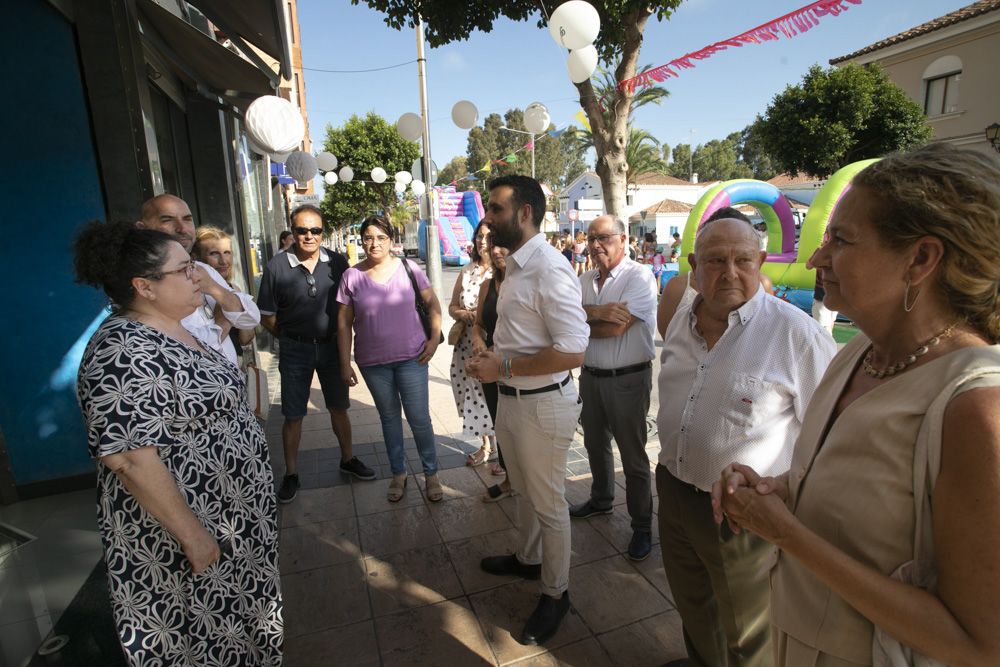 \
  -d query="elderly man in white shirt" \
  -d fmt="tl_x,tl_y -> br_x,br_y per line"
466,175 -> 589,648
570,215 -> 659,562
138,194 -> 259,365
656,216 -> 836,667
